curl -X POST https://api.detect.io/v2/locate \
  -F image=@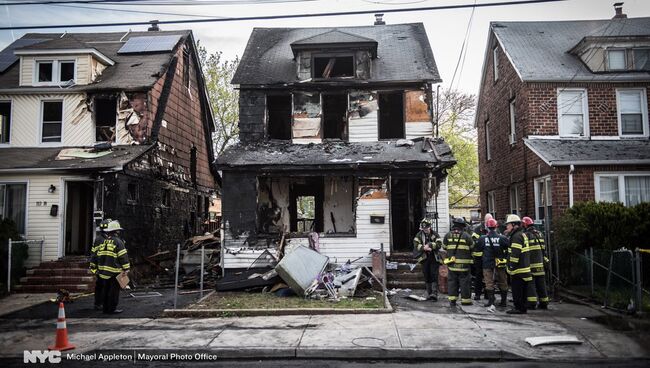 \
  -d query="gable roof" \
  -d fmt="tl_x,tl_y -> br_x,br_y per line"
290,29 -> 378,57
0,30 -> 191,92
489,17 -> 650,82
232,23 -> 440,85
524,138 -> 650,166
